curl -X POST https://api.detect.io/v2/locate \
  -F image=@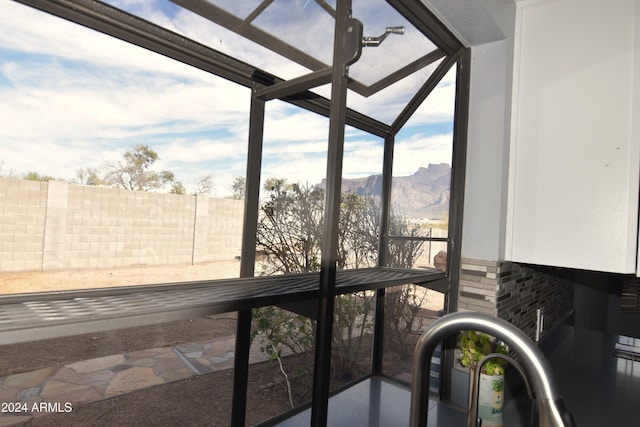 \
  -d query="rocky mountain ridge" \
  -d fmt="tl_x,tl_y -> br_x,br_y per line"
320,163 -> 451,220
